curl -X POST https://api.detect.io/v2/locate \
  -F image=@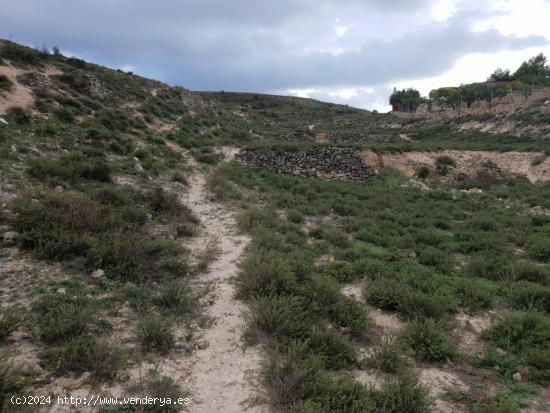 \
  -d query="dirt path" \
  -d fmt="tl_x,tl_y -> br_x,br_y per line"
181,162 -> 266,413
